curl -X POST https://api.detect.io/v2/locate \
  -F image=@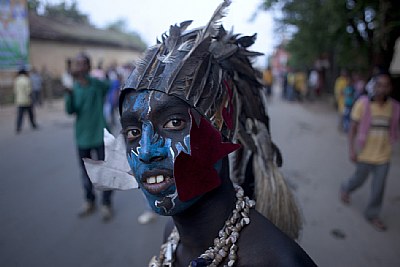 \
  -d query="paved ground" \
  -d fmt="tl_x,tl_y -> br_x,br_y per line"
0,93 -> 399,267
268,93 -> 400,267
